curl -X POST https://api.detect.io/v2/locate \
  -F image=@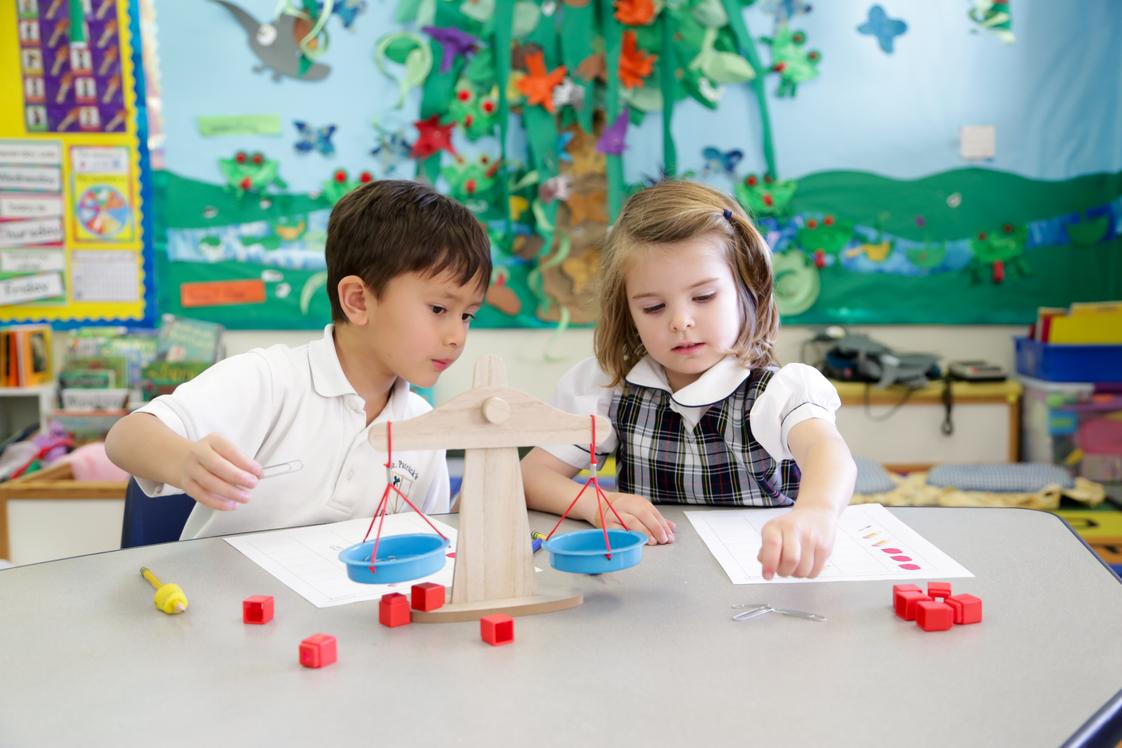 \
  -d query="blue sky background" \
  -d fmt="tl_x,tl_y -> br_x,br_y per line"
153,0 -> 1122,194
